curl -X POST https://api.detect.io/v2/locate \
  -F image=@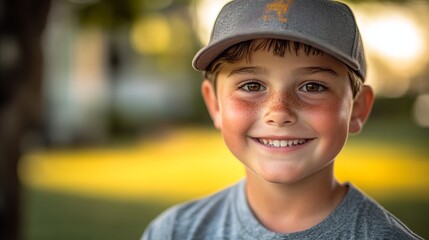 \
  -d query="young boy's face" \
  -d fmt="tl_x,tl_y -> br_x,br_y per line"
202,42 -> 372,184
